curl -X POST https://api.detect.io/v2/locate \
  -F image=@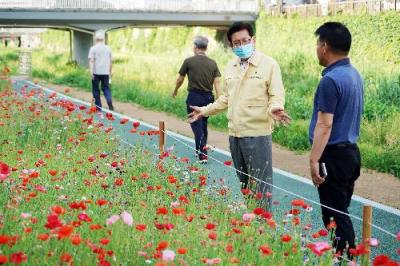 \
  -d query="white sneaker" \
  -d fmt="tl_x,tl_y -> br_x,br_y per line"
199,159 -> 208,164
